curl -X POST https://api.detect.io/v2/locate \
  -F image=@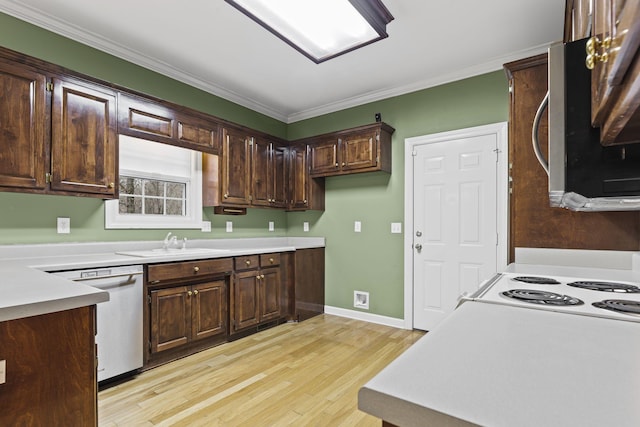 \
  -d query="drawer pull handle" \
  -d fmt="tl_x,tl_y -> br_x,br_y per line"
269,258 -> 274,264
193,290 -> 199,295
188,290 -> 193,296
260,274 -> 265,279
194,266 -> 200,273
245,260 -> 251,266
